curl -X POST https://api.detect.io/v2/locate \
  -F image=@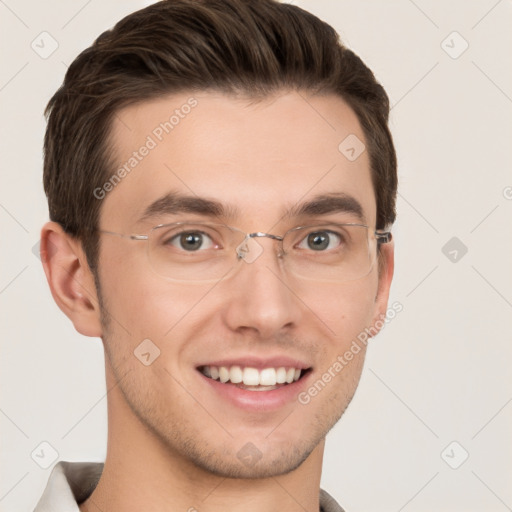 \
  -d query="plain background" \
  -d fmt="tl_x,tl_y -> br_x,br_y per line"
1,1 -> 511,511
